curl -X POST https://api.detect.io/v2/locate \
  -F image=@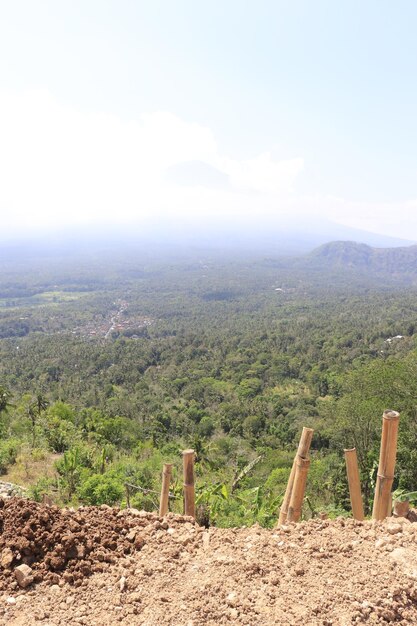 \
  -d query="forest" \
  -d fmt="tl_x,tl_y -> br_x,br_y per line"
0,244 -> 416,527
